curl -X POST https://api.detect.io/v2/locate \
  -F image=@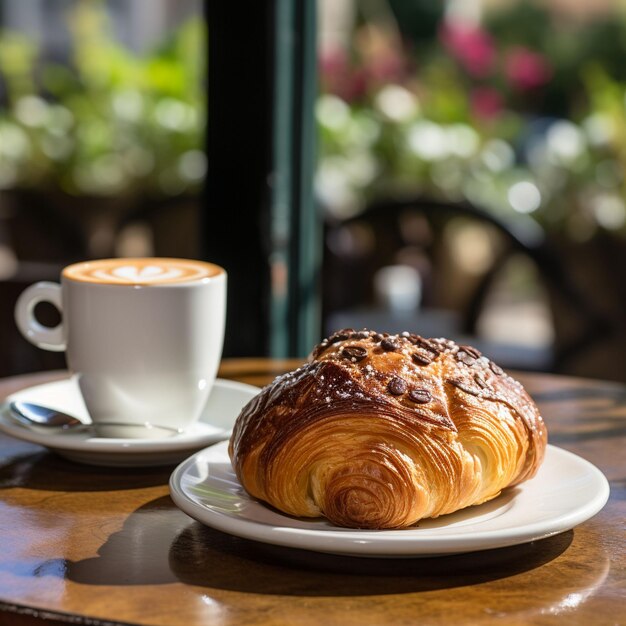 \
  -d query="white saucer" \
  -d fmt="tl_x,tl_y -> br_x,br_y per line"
169,442 -> 610,558
0,378 -> 259,467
